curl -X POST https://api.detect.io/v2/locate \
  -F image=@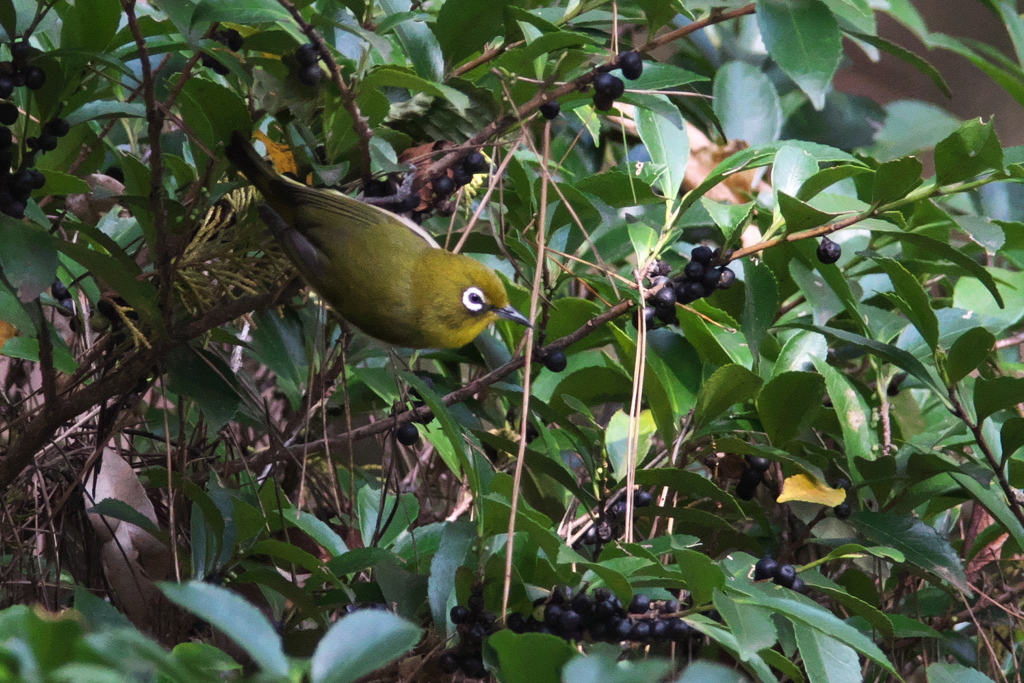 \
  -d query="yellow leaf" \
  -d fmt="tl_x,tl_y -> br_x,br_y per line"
0,320 -> 15,351
777,474 -> 846,506
253,130 -> 298,177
